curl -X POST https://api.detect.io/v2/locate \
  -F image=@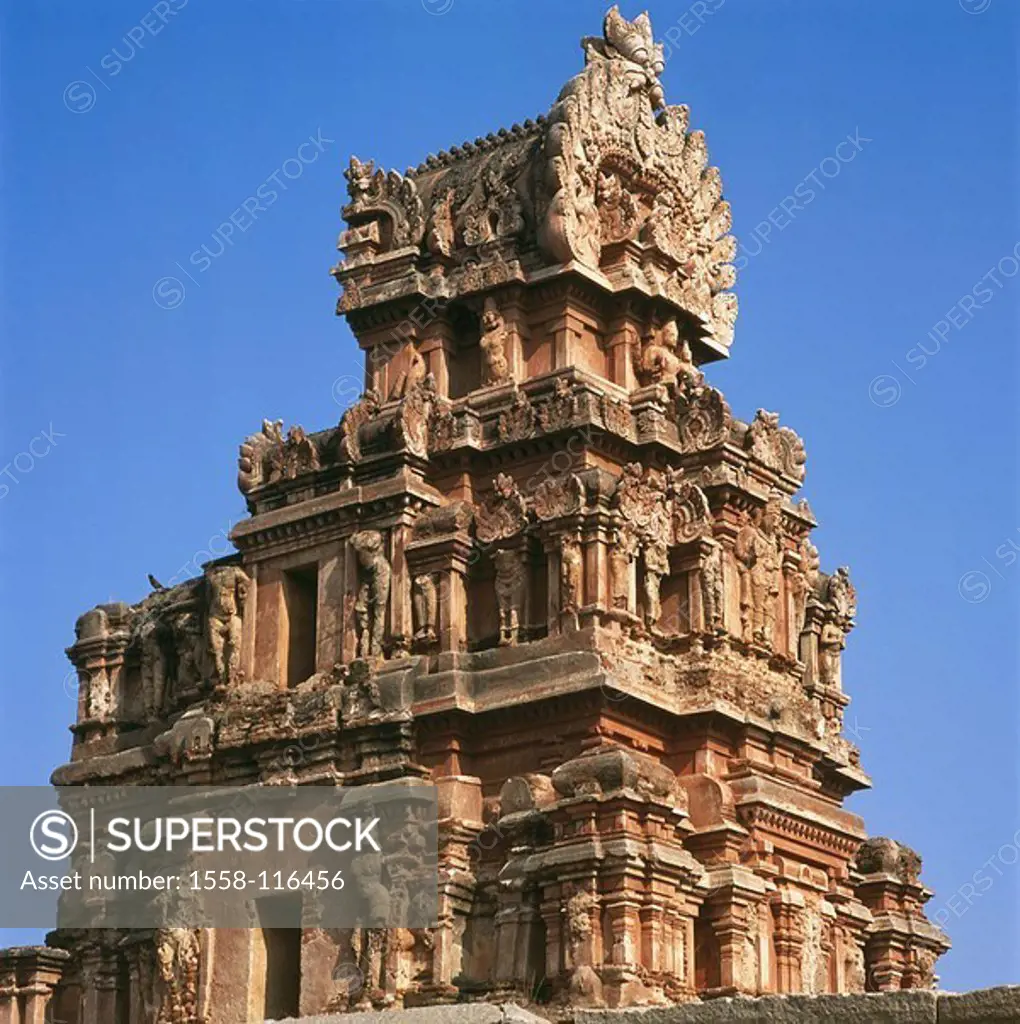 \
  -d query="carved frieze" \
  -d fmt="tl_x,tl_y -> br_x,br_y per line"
497,388 -> 535,443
